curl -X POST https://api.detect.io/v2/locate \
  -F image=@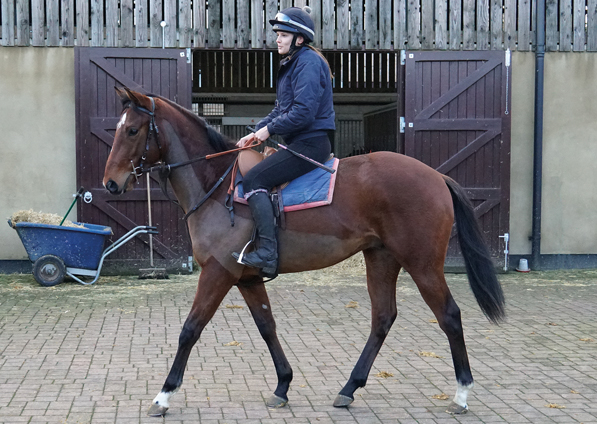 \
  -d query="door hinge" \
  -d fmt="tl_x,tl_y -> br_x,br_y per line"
505,49 -> 511,67
400,50 -> 406,65
186,48 -> 192,64
400,117 -> 405,133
